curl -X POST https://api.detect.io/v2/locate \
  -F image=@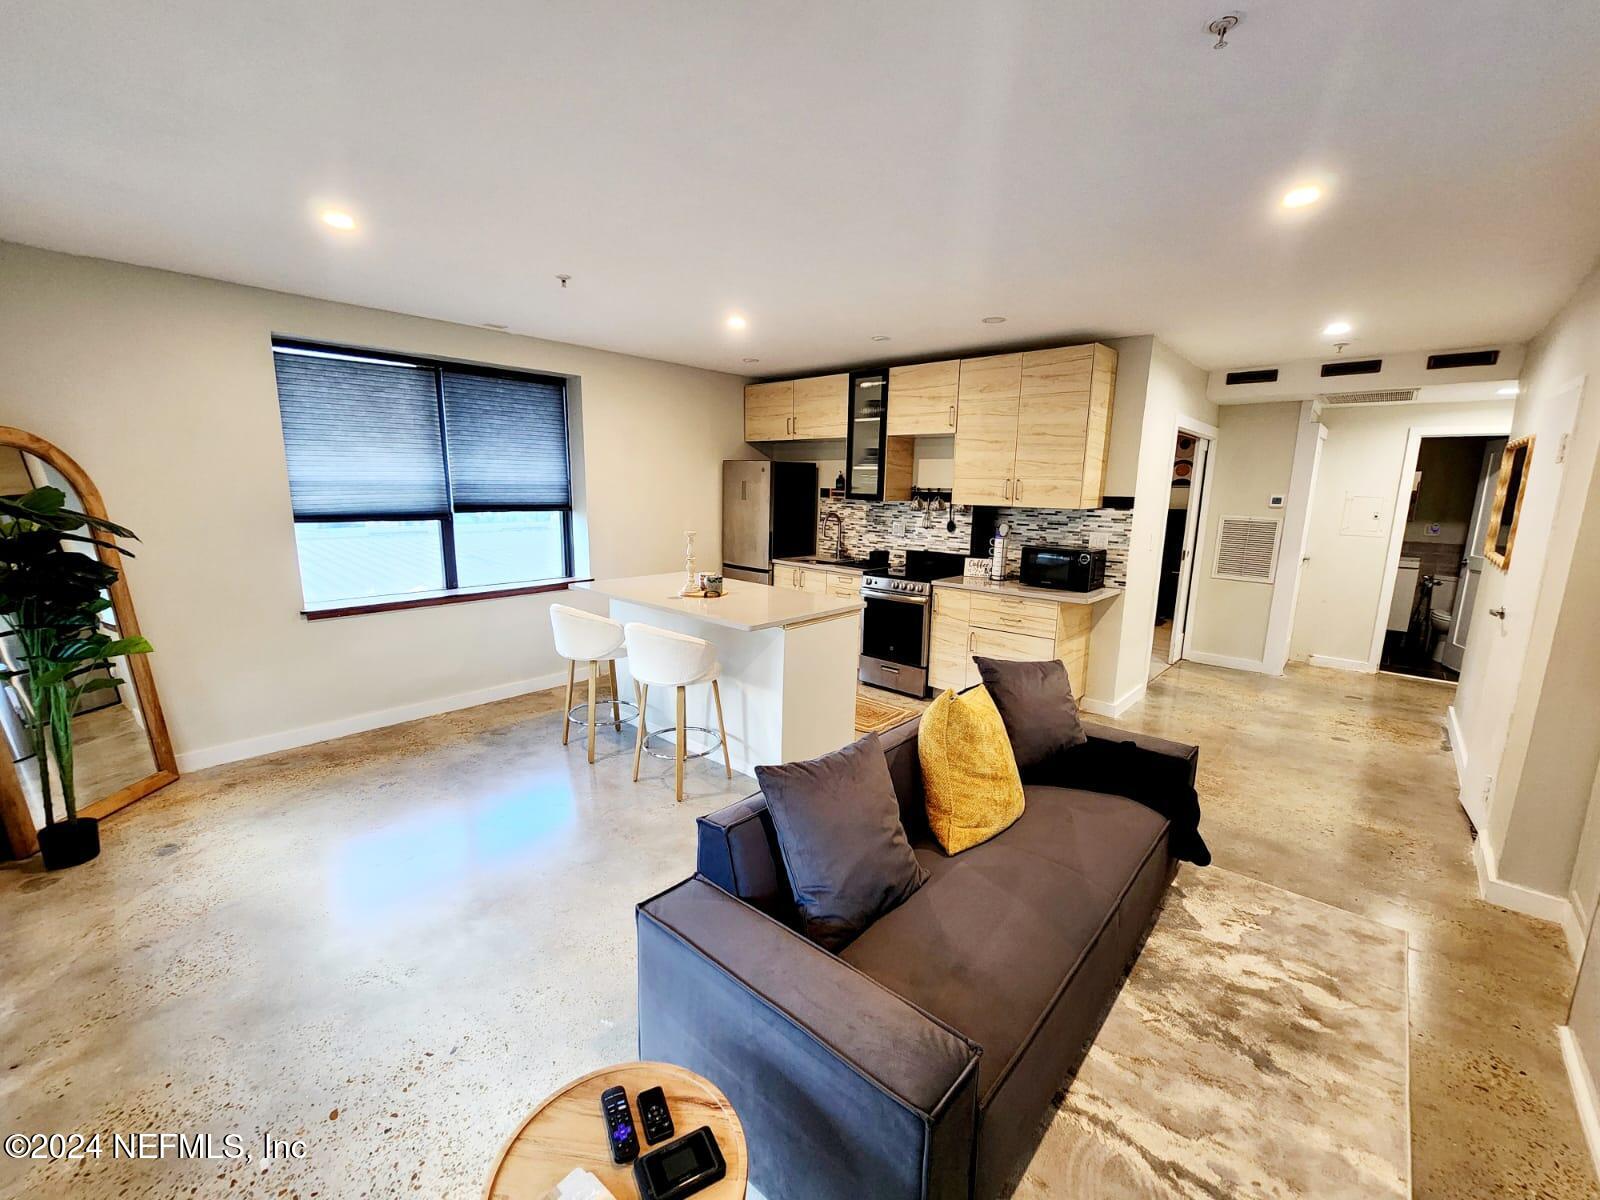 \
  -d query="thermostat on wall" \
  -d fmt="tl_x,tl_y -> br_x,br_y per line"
1268,495 -> 1286,508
